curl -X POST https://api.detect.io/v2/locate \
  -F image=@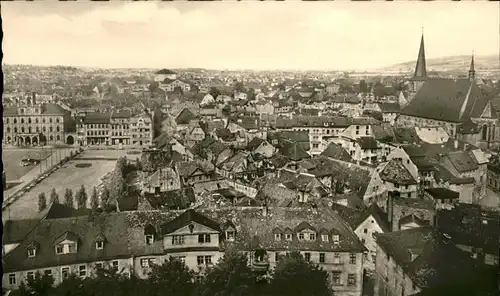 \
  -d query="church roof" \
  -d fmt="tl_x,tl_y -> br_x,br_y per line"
414,34 -> 427,78
401,79 -> 488,123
